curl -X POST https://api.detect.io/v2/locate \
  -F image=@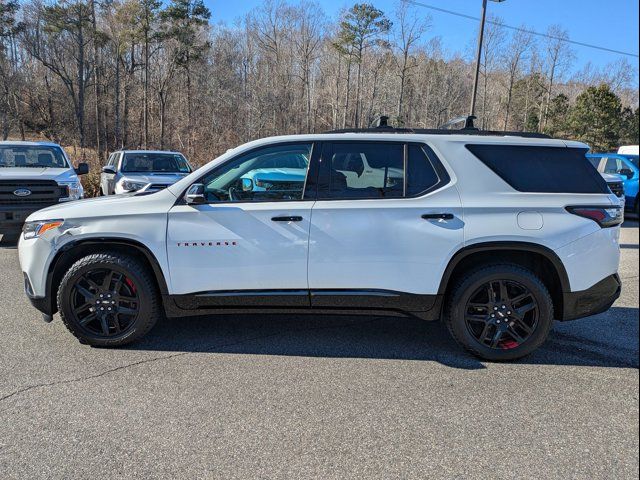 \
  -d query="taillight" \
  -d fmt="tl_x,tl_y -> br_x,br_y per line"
566,206 -> 623,228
